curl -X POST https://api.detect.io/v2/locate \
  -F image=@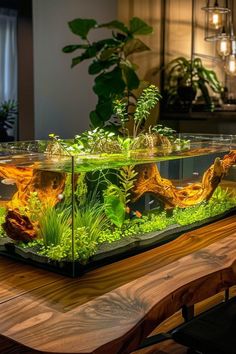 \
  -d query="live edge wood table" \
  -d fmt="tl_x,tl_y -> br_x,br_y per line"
1,216 -> 236,354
